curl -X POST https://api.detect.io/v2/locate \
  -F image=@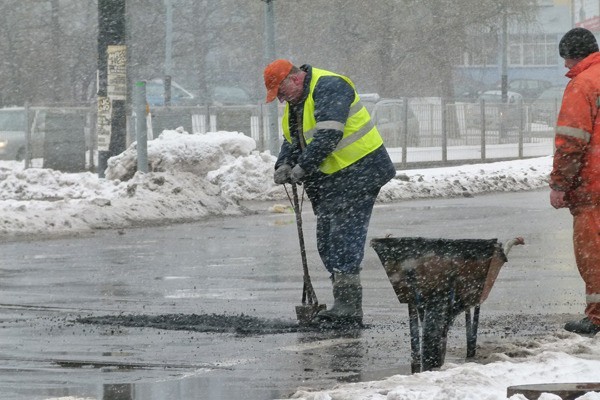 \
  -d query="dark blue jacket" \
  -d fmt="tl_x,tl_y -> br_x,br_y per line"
275,65 -> 395,201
